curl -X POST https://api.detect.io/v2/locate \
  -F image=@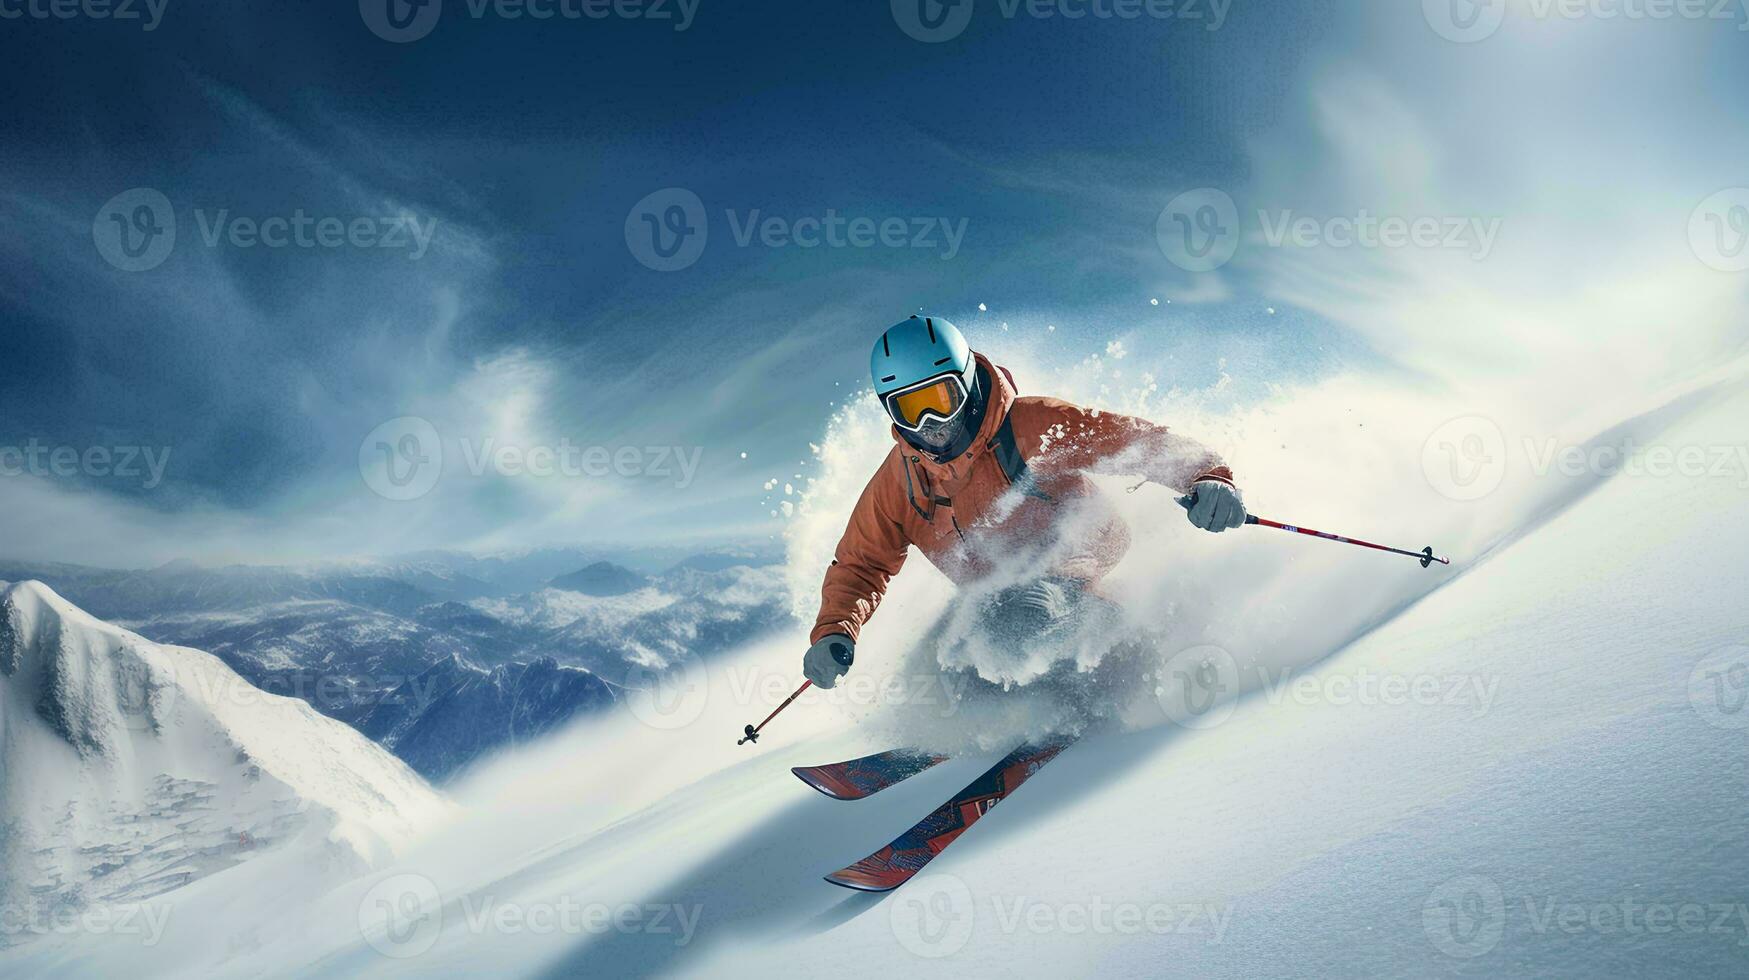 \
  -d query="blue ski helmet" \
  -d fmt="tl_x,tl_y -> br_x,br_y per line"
870,315 -> 983,460
870,315 -> 971,399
